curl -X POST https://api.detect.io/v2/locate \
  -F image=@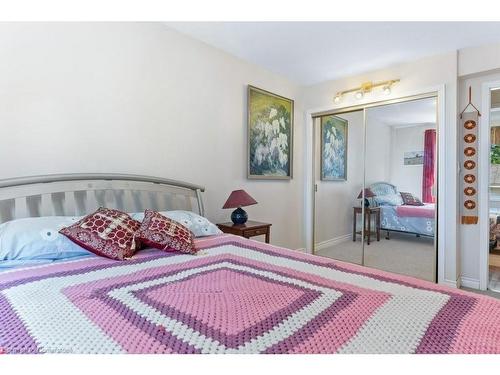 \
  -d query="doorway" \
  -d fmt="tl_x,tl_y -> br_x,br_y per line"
311,95 -> 438,282
482,86 -> 500,292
